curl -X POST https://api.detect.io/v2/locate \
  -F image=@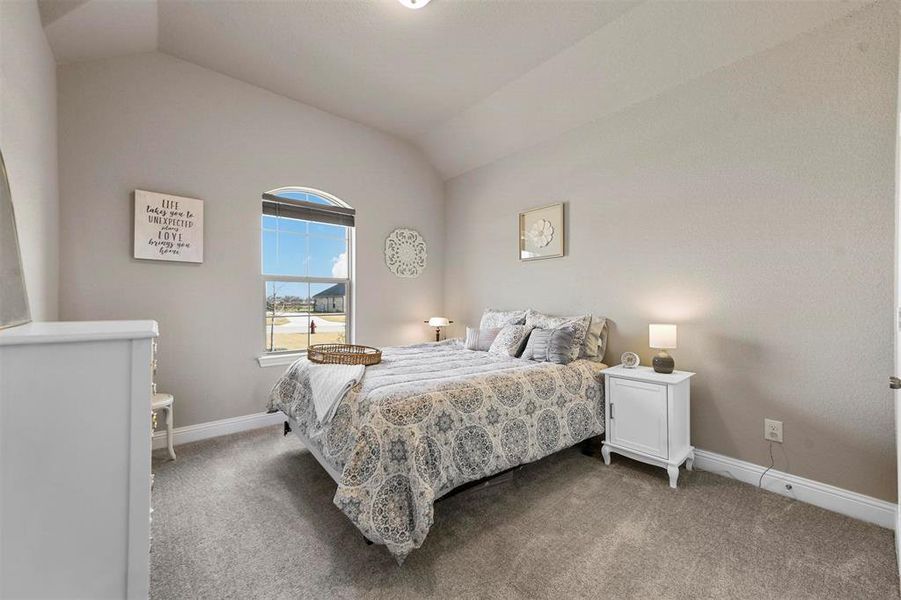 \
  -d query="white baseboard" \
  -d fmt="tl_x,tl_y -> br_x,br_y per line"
896,508 -> 900,581
152,417 -> 897,531
693,449 -> 897,530
153,411 -> 283,450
